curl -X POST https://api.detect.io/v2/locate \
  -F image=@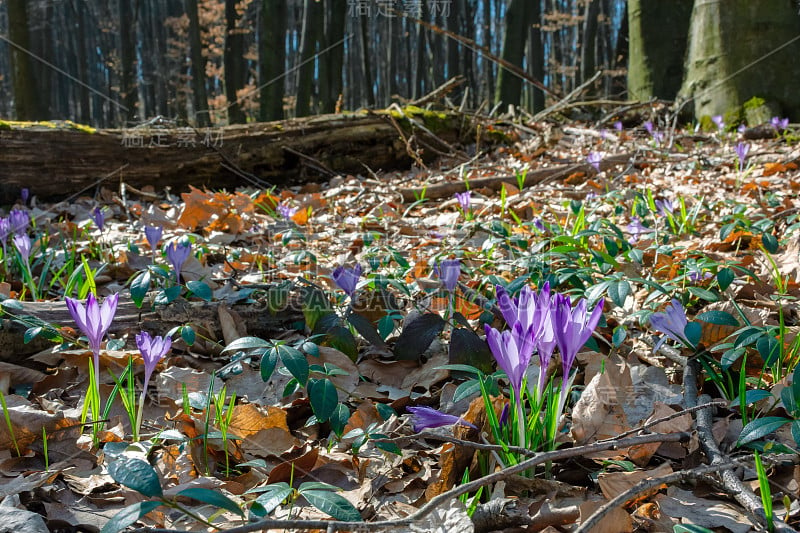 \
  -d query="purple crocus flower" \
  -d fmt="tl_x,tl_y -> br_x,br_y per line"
771,116 -> 789,131
655,198 -> 674,217
644,120 -> 663,146
12,234 -> 31,263
587,152 -> 603,172
613,121 -> 623,132
627,217 -> 648,244
92,207 -> 105,231
735,142 -> 749,170
533,218 -> 546,232
738,124 -> 747,134
498,403 -> 510,428
687,269 -> 713,284
485,322 -> 535,406
455,191 -> 471,212
166,241 -> 191,283
435,259 -> 461,292
134,331 -> 171,440
0,218 -> 10,257
9,209 -> 29,236
136,331 -> 171,394
407,406 -> 476,432
649,298 -> 694,350
276,203 -> 298,221
144,225 -> 163,250
332,264 -> 361,297
65,293 -> 120,382
20,188 -> 29,205
712,115 -> 724,131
